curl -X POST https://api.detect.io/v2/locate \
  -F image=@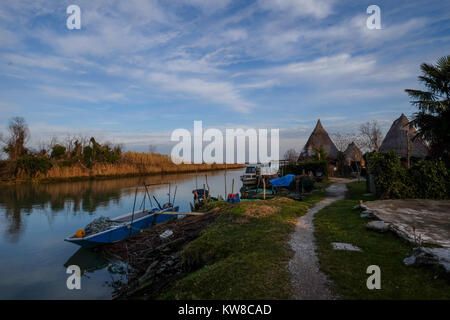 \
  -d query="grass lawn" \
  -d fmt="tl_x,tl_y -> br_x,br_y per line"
314,181 -> 450,299
159,190 -> 326,299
